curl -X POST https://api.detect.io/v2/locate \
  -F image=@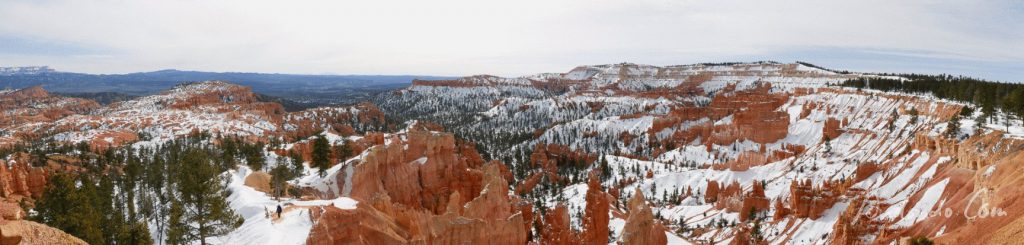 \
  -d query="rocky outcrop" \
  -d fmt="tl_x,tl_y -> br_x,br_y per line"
829,197 -> 874,245
729,222 -> 767,245
462,164 -> 513,220
704,180 -> 774,222
535,177 -> 615,245
0,203 -> 21,221
705,180 -> 720,203
713,151 -> 768,171
650,82 -> 792,157
540,205 -> 575,245
772,198 -> 789,220
0,86 -> 99,128
530,143 -> 596,183
619,189 -> 667,245
283,103 -> 387,140
159,81 -> 263,109
408,212 -> 526,244
309,164 -> 527,244
243,171 -> 273,193
928,140 -> 1024,244
0,220 -> 88,245
708,83 -> 790,144
355,62 -> 1024,243
308,128 -> 527,244
822,117 -> 842,141
287,134 -> 368,169
739,181 -> 770,221
854,162 -> 879,182
342,129 -> 486,214
305,200 -> 411,245
582,172 -> 611,245
788,179 -> 838,219
0,157 -> 51,201
515,172 -> 543,195
0,178 -> 86,245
